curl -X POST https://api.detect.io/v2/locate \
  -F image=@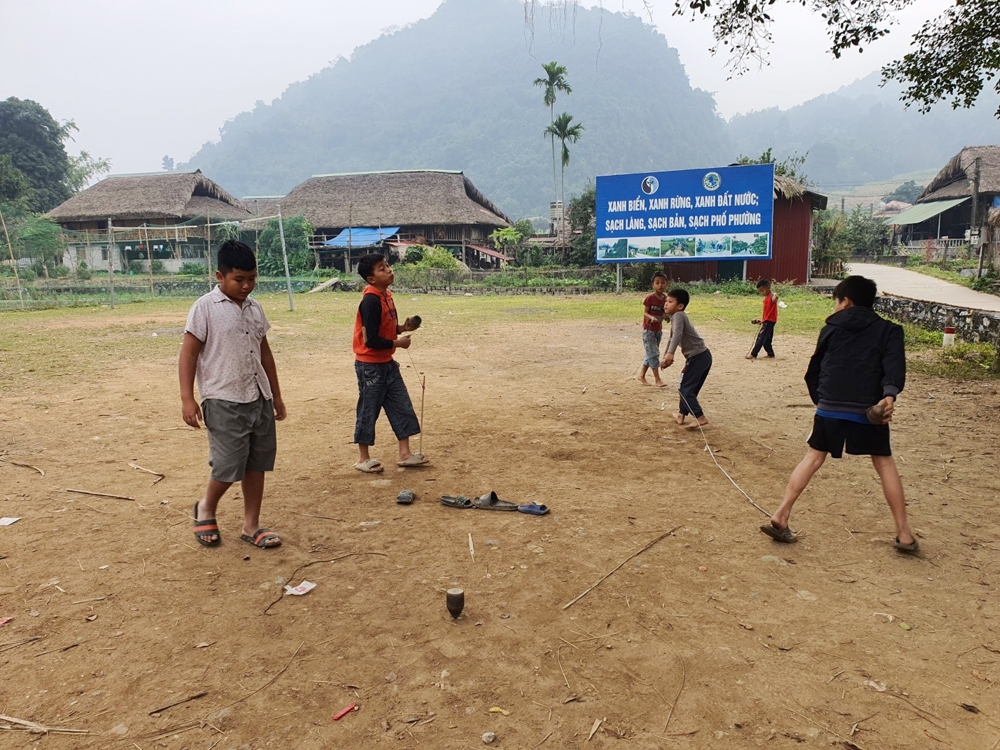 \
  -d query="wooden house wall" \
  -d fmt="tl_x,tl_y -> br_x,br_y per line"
658,197 -> 812,285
